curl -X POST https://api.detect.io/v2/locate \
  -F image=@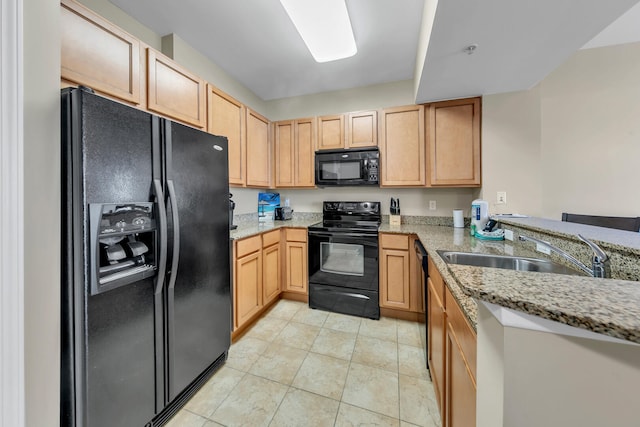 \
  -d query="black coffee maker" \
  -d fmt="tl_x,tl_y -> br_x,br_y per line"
229,193 -> 237,230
